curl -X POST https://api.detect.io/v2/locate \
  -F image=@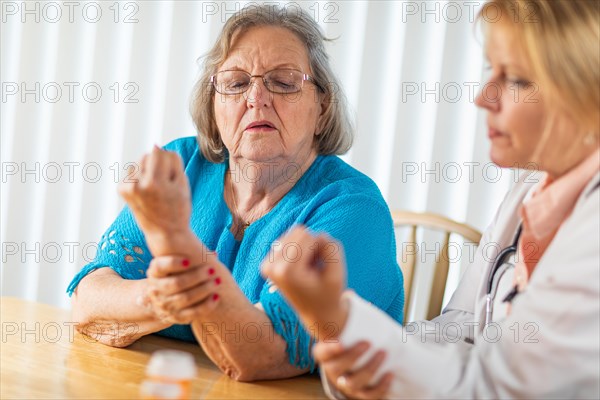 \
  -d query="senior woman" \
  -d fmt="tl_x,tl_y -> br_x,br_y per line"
263,0 -> 600,398
67,5 -> 404,382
